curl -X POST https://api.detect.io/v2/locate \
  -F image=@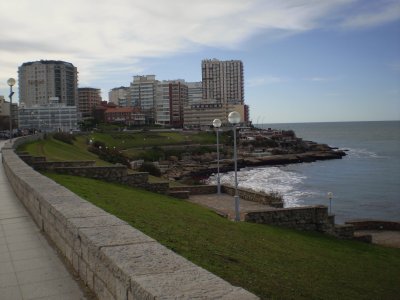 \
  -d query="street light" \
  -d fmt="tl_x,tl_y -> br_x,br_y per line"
228,111 -> 241,221
7,78 -> 16,141
327,192 -> 333,214
213,118 -> 222,194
